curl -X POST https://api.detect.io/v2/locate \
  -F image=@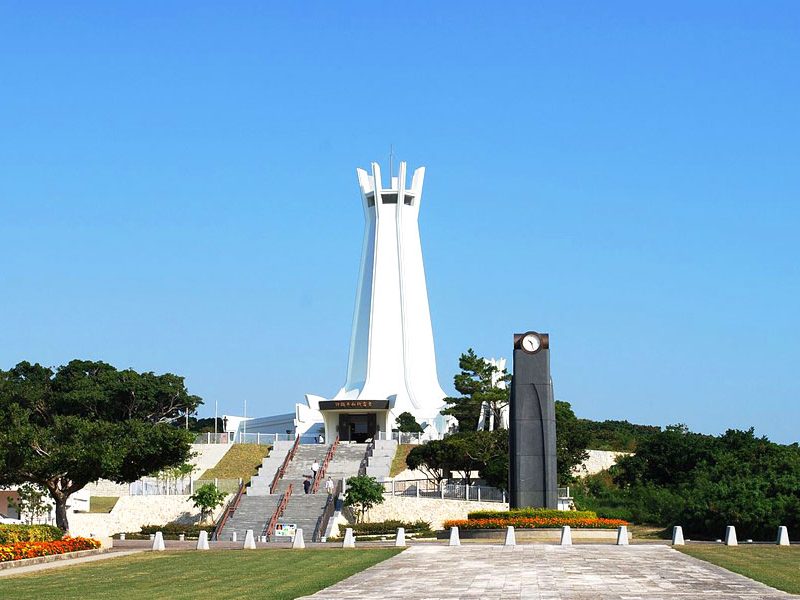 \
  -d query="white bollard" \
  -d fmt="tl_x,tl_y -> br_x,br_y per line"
777,526 -> 790,546
292,528 -> 305,549
152,531 -> 165,551
724,526 -> 738,546
560,525 -> 572,546
260,535 -> 267,543
178,534 -> 185,542
616,526 -> 629,546
196,530 -> 209,550
243,529 -> 256,549
395,527 -> 406,547
449,526 -> 461,546
504,526 -> 516,546
342,528 -> 355,548
672,526 -> 685,546
231,531 -> 237,542
119,533 -> 126,541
